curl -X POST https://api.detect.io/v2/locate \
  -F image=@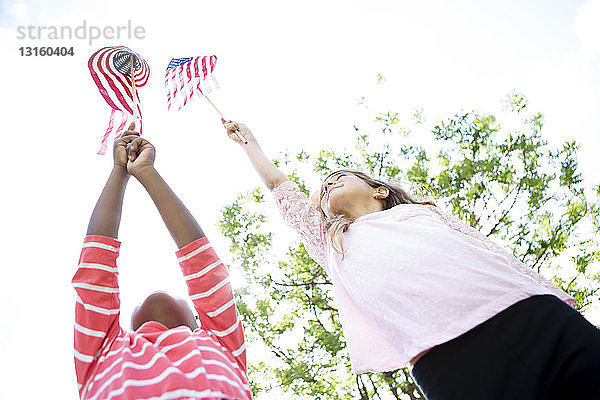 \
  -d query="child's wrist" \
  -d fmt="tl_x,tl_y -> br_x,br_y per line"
112,165 -> 130,178
133,166 -> 158,183
243,142 -> 262,155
